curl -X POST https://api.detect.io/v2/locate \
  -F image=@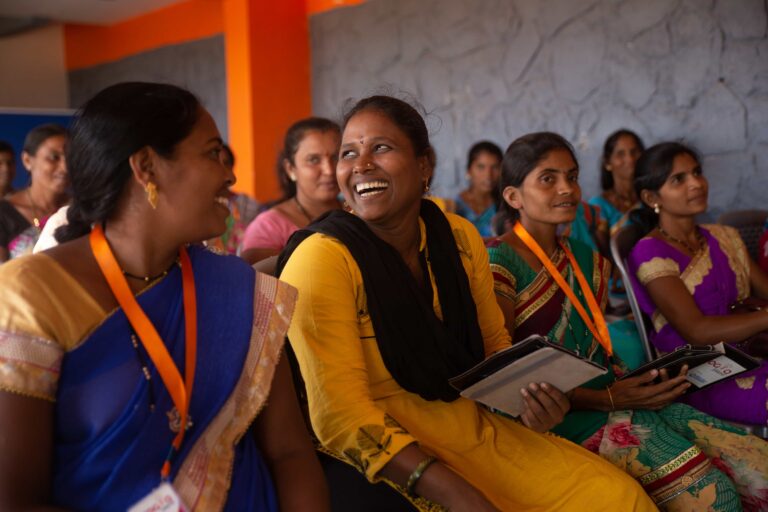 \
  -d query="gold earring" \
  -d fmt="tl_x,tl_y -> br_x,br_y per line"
653,203 -> 660,214
146,182 -> 158,210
